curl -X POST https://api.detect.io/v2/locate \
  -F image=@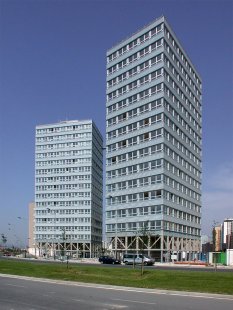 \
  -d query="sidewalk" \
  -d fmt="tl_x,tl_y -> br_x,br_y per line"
67,258 -> 233,269
154,262 -> 233,269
